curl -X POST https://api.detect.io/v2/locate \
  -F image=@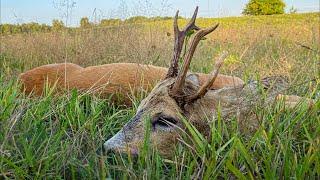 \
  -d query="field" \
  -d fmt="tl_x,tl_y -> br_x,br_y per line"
1,13 -> 320,179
